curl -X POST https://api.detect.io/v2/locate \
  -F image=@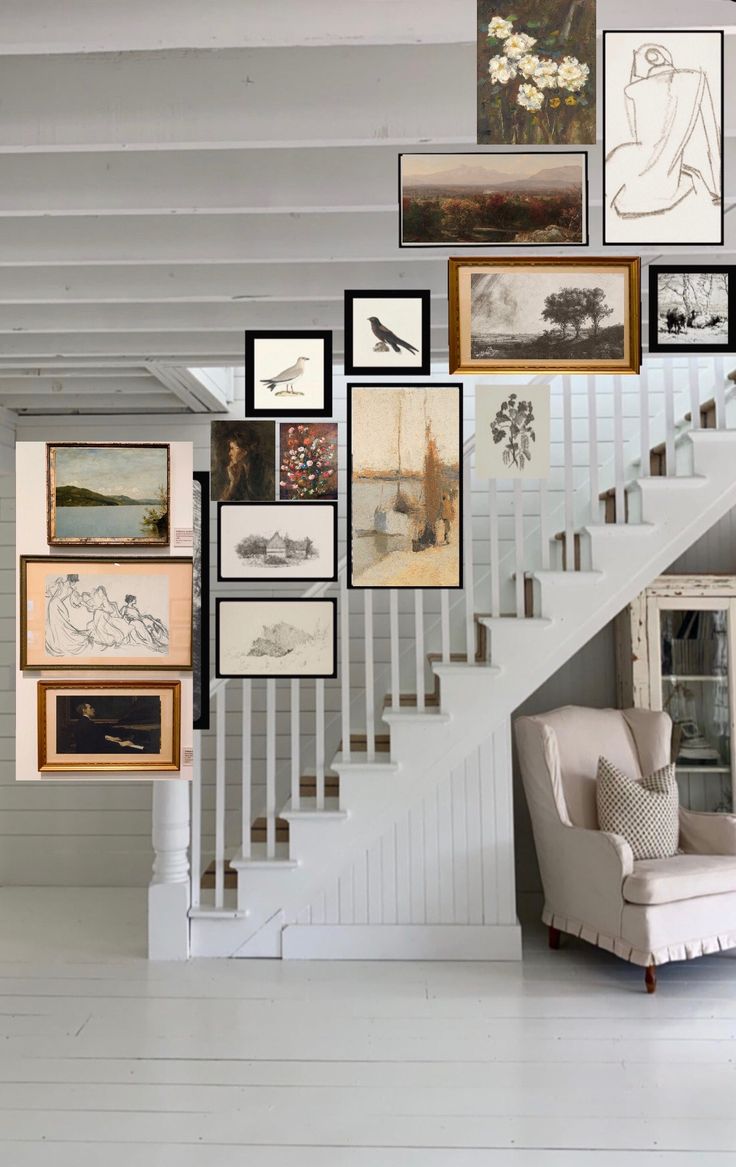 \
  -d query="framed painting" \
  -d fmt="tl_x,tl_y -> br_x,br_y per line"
245,330 -> 333,418
192,472 -> 210,731
477,0 -> 596,146
648,267 -> 734,355
475,384 -> 551,479
216,598 -> 337,679
279,422 -> 338,500
448,256 -> 641,375
603,31 -> 724,246
344,290 -> 430,375
210,420 -> 275,502
47,442 -> 170,546
20,555 -> 193,671
218,501 -> 337,583
347,383 -> 462,590
37,681 -> 181,773
399,152 -> 588,247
